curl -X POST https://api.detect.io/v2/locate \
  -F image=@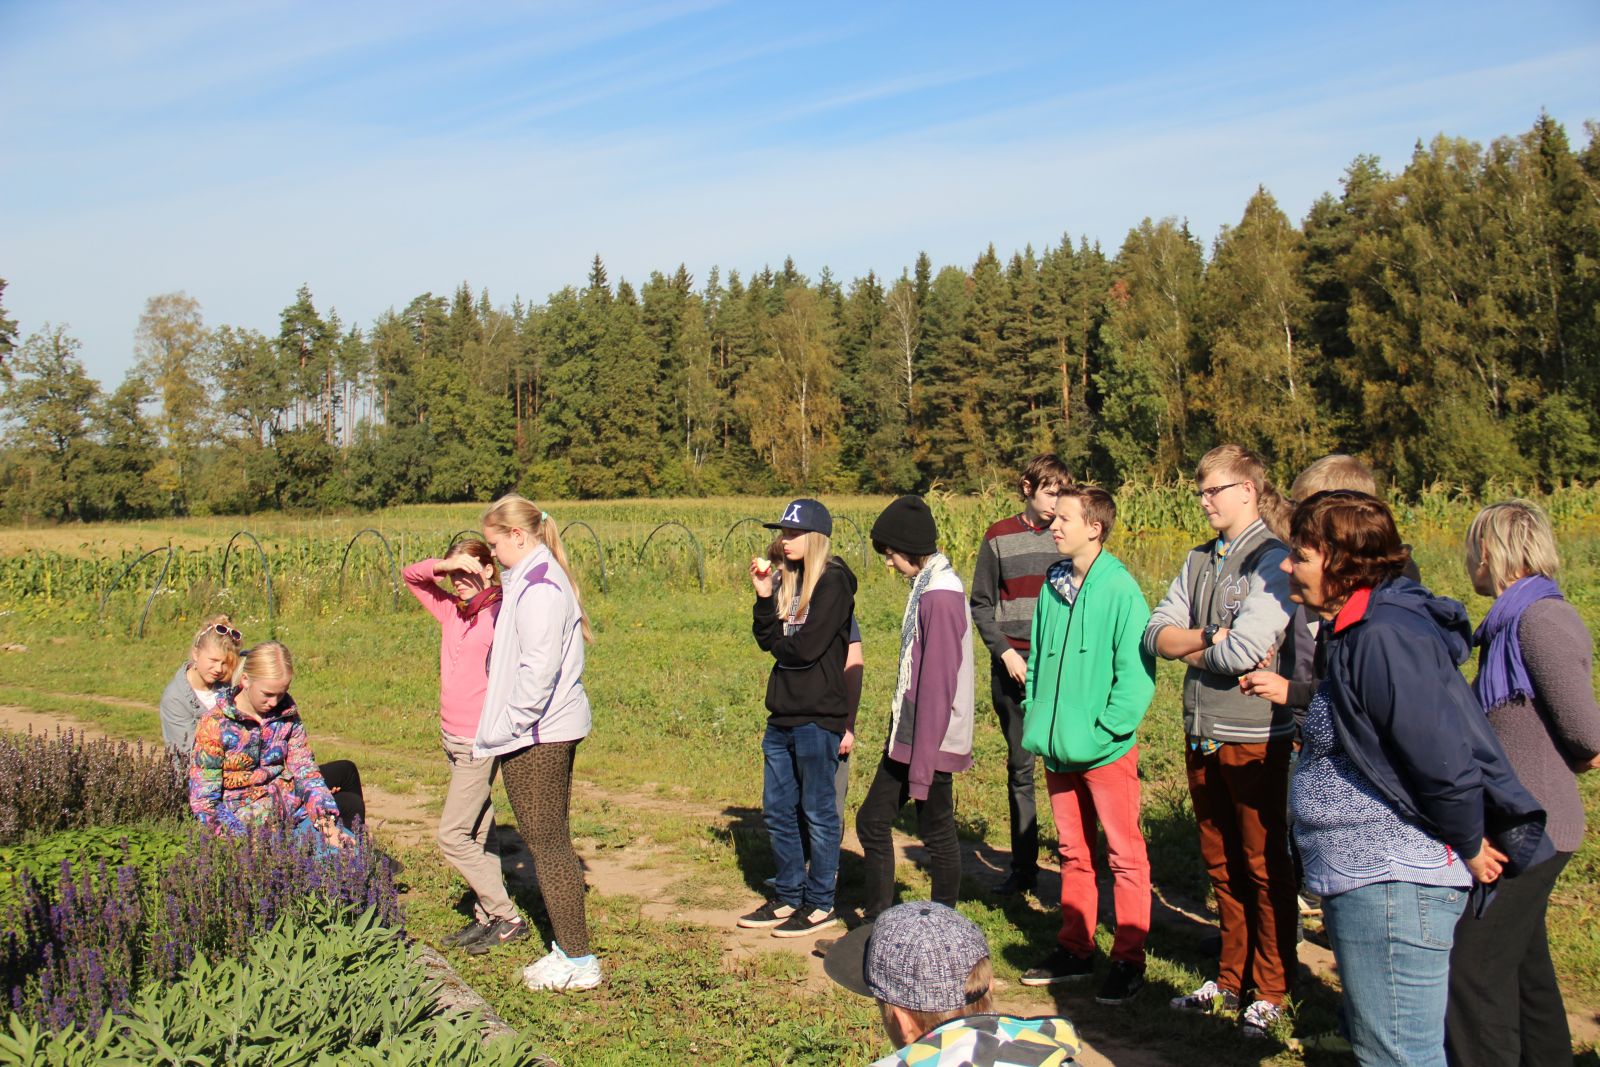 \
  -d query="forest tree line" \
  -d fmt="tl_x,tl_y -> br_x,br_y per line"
2,114 -> 1598,522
